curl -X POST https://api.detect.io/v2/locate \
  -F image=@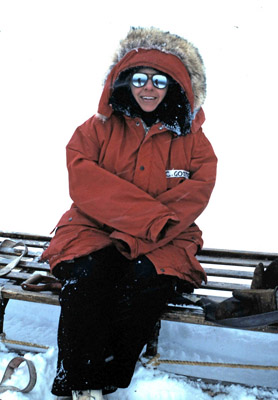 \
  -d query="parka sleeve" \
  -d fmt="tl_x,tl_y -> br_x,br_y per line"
66,117 -> 179,242
110,130 -> 217,258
